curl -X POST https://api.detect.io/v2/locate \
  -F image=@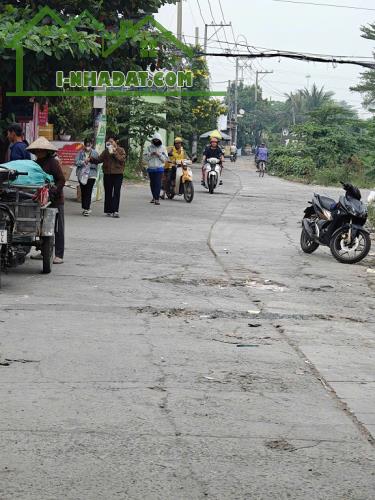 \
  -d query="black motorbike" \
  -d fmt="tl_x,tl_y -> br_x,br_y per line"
300,183 -> 371,264
230,152 -> 237,163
